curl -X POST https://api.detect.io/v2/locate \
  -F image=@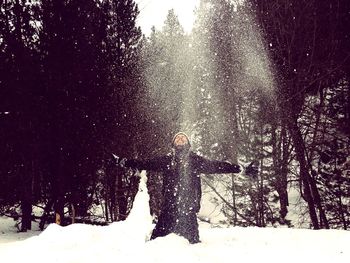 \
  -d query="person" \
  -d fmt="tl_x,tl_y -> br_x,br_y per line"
111,132 -> 258,244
